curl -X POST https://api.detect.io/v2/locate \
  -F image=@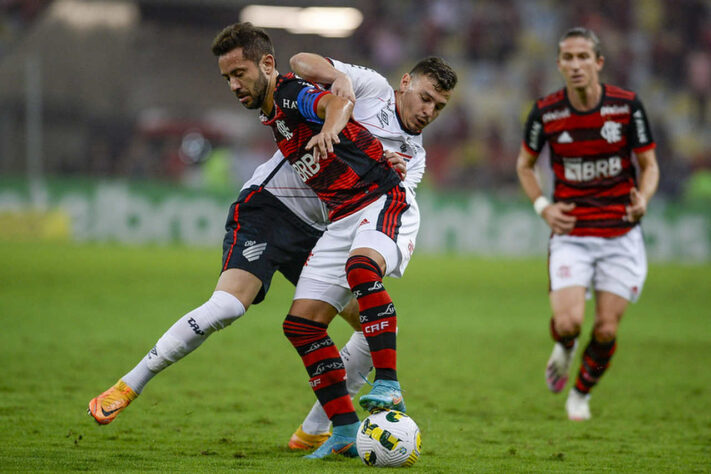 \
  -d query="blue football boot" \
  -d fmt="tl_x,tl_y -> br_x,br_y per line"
358,379 -> 406,413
